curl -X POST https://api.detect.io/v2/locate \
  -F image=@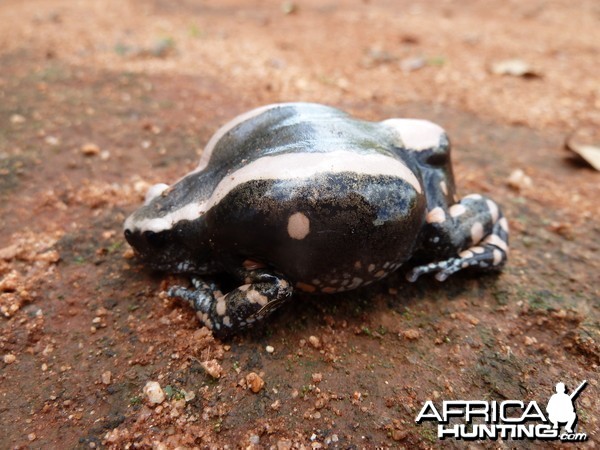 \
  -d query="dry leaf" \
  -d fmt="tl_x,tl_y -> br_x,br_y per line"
565,127 -> 600,171
491,59 -> 540,78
